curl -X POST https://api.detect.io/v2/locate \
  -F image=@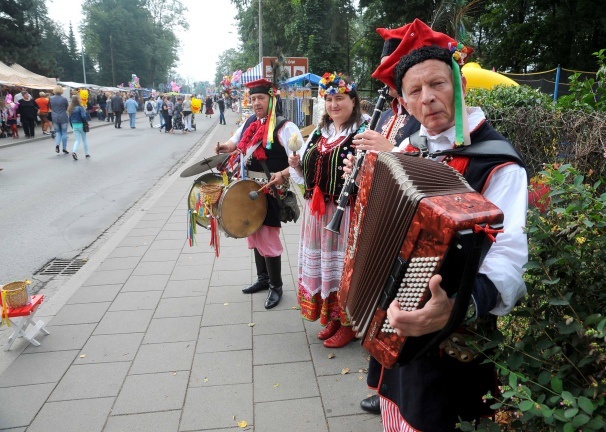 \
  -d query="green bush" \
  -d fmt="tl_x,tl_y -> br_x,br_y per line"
460,165 -> 606,431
